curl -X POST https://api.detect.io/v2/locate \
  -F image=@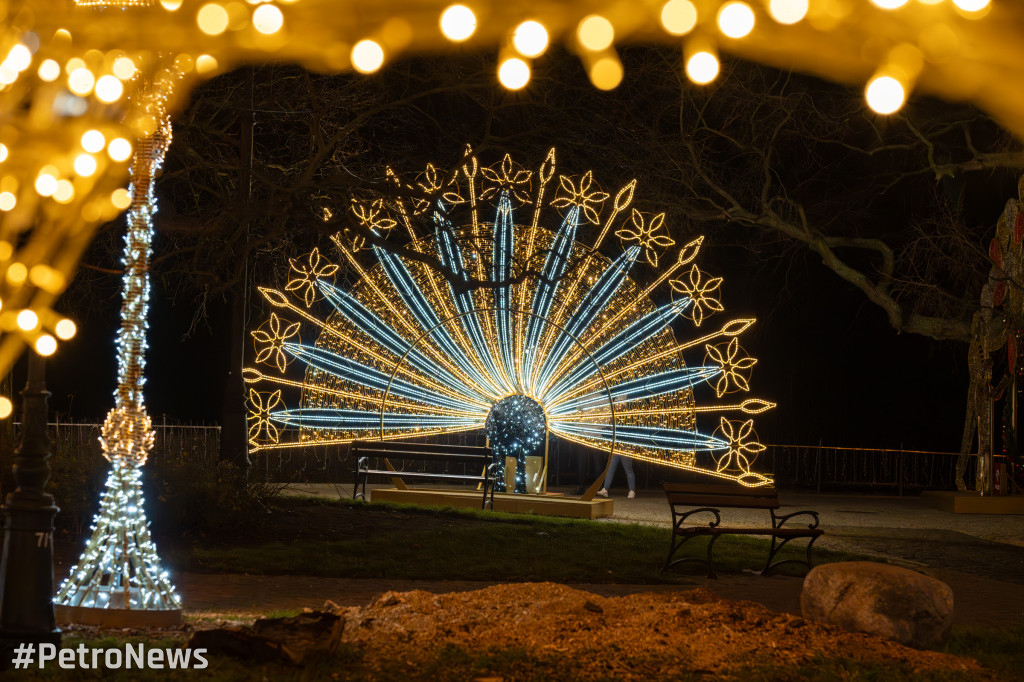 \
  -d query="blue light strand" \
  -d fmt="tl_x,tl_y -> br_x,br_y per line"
433,211 -> 514,393
549,365 -> 722,414
492,192 -> 518,389
373,244 -> 503,397
534,245 -> 640,396
270,408 -> 485,430
523,206 -> 580,391
317,279 -> 490,403
550,421 -> 729,451
542,297 -> 692,403
283,342 -> 484,413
